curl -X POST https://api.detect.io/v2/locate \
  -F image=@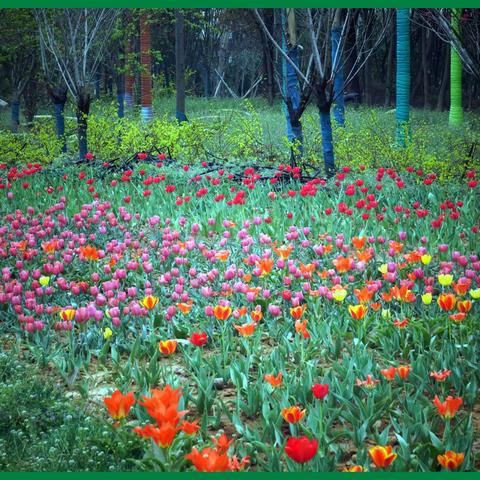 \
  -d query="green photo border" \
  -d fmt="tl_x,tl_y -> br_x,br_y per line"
2,1 -> 480,8
1,1 -> 479,477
